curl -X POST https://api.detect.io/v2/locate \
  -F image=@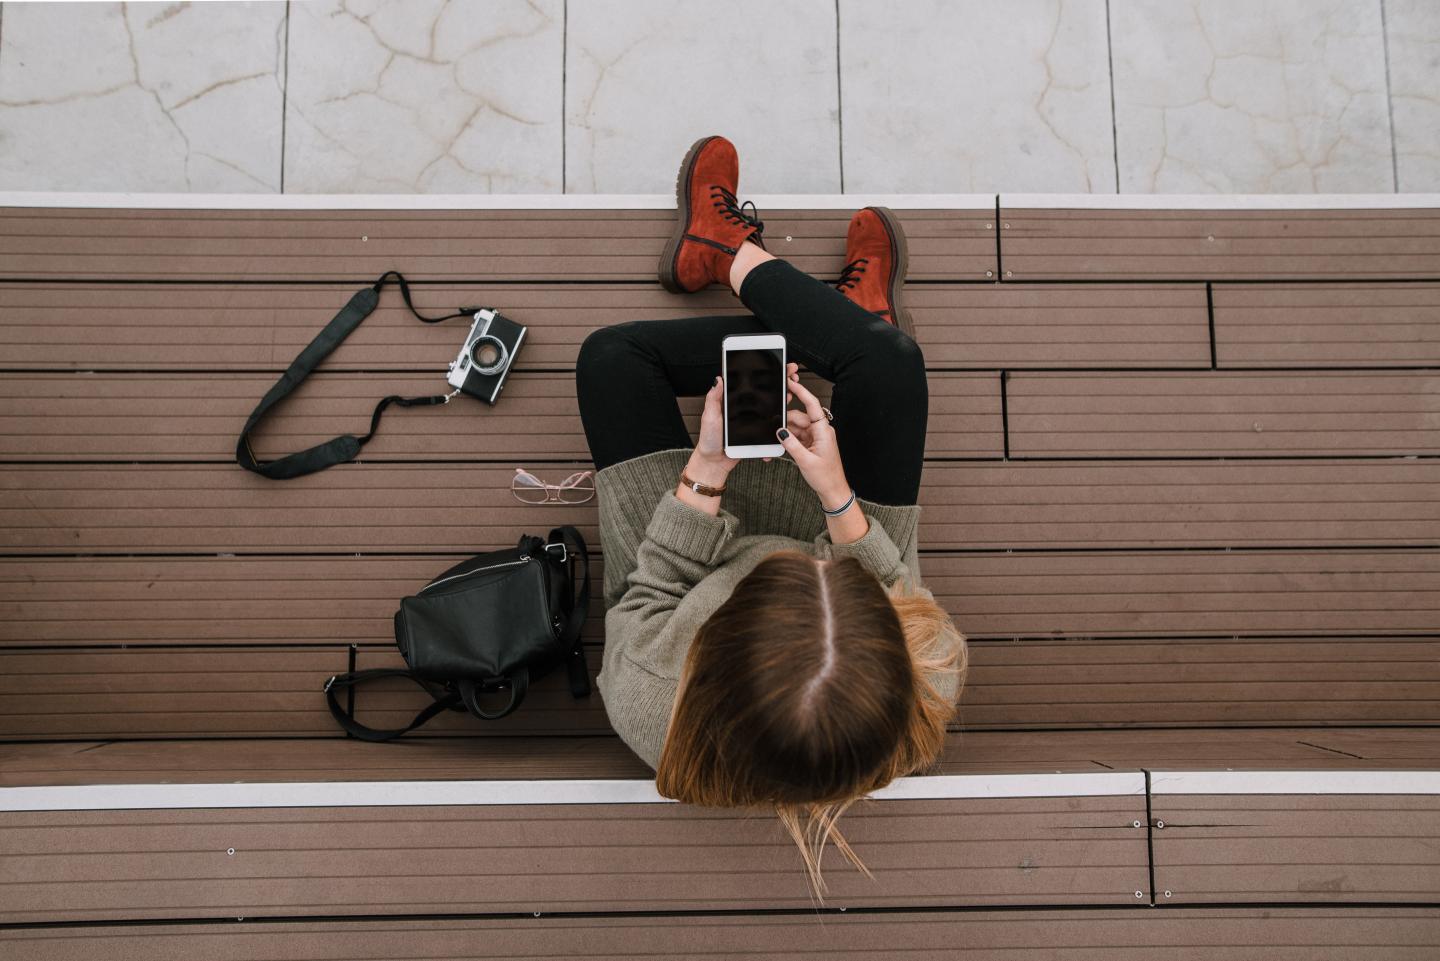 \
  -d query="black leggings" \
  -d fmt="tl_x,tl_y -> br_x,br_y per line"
574,258 -> 928,506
